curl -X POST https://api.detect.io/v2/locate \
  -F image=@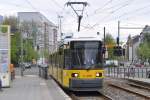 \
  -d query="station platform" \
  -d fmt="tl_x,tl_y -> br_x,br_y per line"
0,67 -> 71,100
